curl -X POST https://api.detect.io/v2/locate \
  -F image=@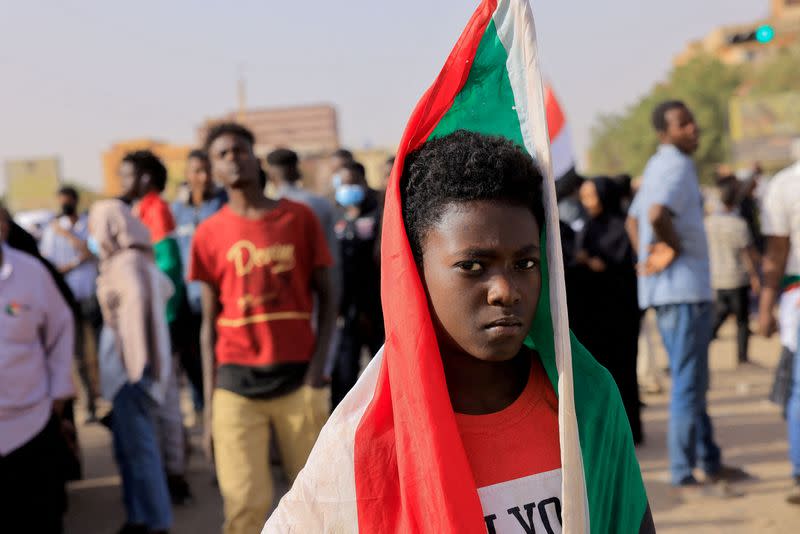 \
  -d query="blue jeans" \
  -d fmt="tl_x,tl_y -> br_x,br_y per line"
655,302 -> 721,484
112,382 -> 173,530
790,333 -> 800,478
